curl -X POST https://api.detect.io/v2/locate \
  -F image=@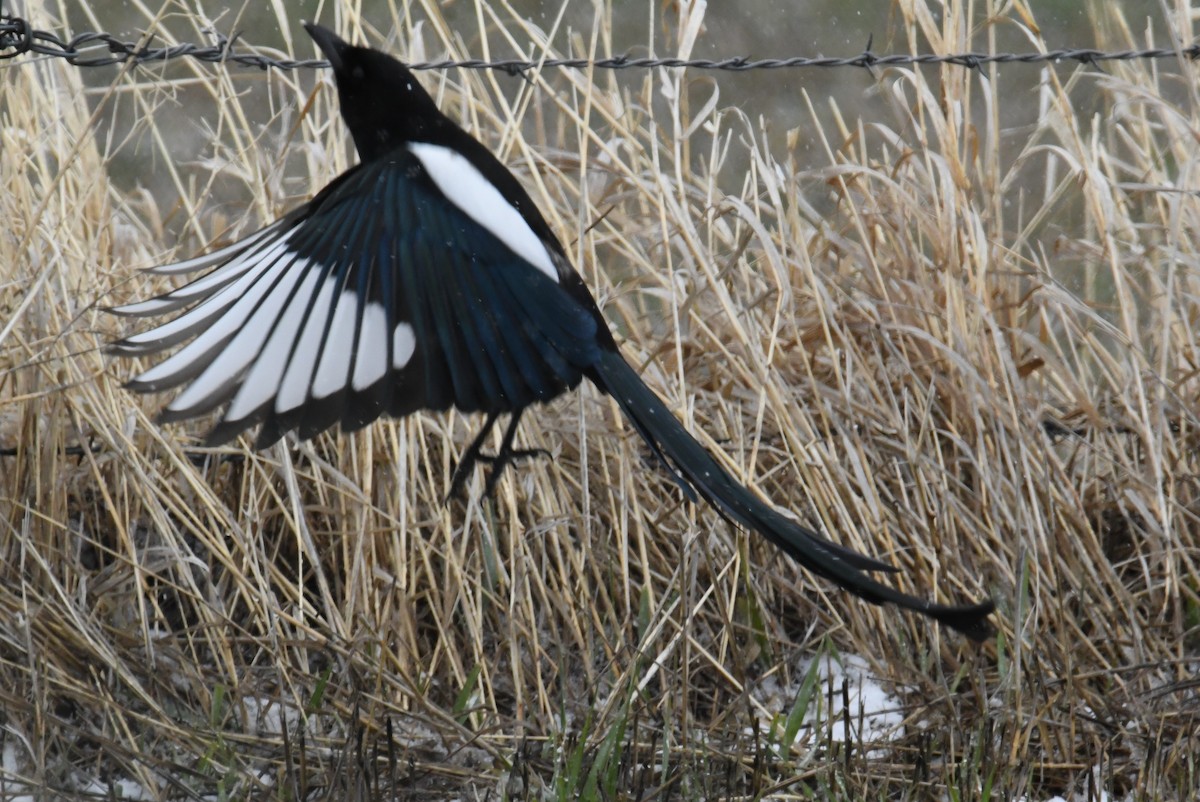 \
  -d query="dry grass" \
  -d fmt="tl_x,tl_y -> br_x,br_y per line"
2,0 -> 1198,799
